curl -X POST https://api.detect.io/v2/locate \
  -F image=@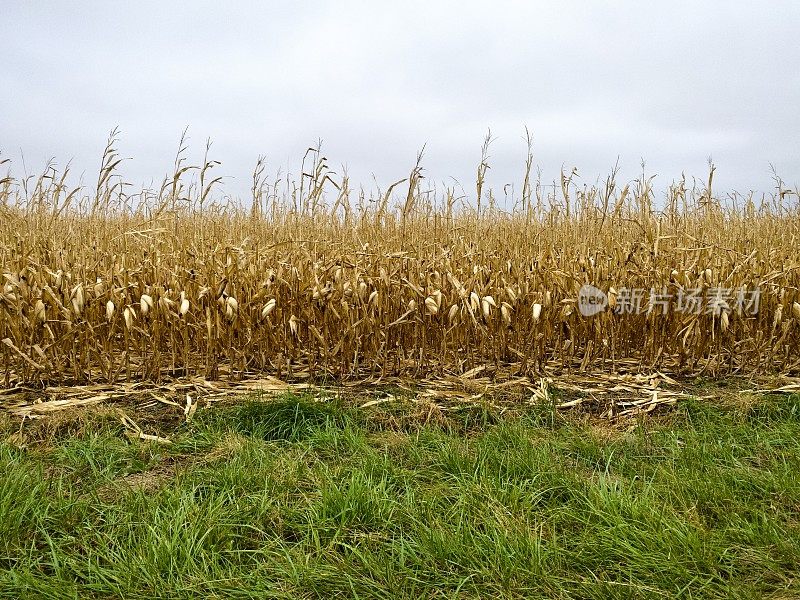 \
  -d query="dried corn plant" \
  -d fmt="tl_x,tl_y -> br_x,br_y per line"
1,134 -> 799,388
